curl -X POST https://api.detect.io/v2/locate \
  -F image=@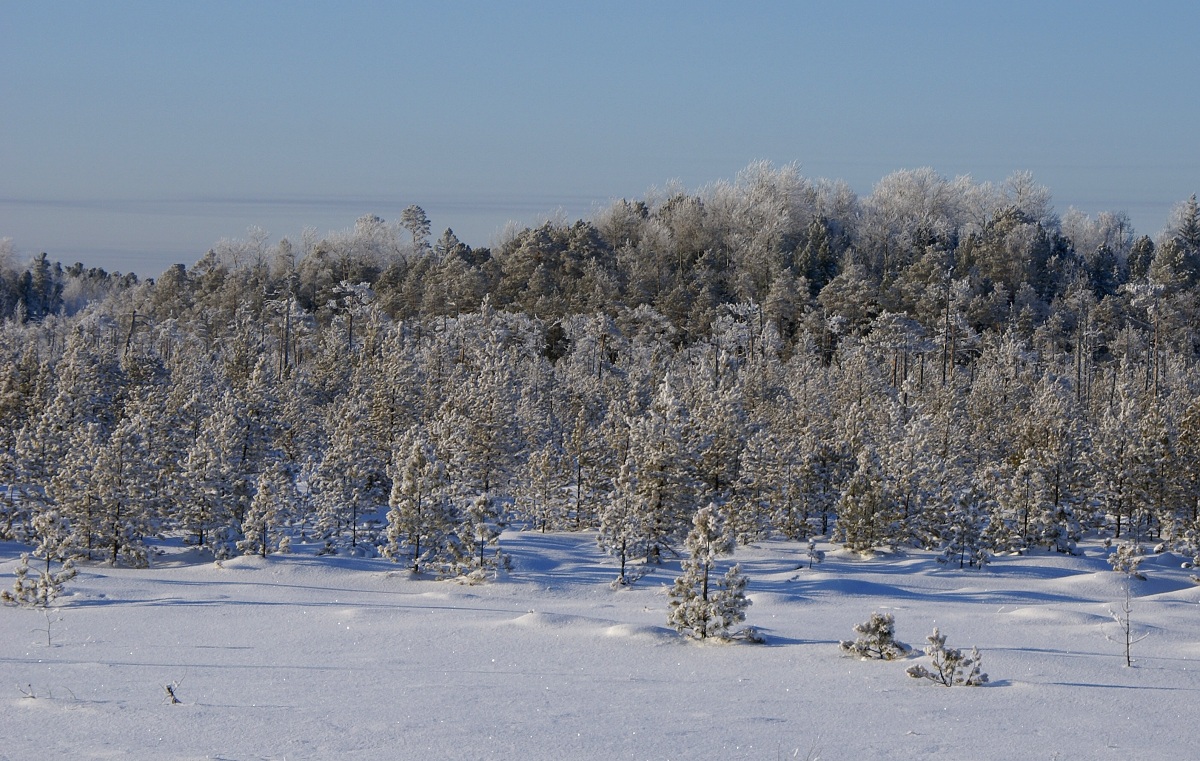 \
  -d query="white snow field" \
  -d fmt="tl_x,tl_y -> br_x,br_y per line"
2,532 -> 1198,761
